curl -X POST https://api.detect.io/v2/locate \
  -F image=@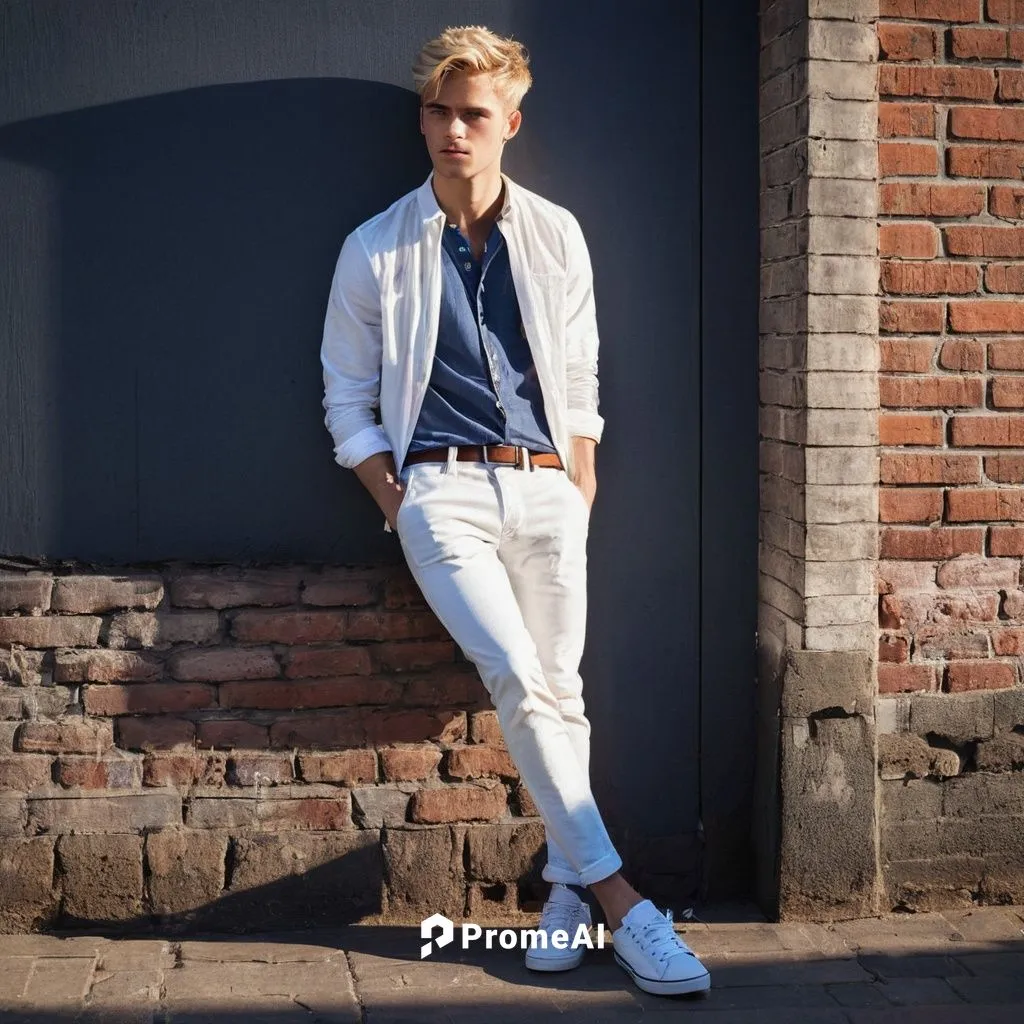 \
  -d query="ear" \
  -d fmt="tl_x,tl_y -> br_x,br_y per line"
504,108 -> 522,142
